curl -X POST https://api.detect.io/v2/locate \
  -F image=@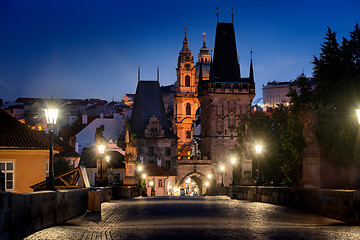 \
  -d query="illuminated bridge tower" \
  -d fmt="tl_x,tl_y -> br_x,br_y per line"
198,21 -> 255,186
